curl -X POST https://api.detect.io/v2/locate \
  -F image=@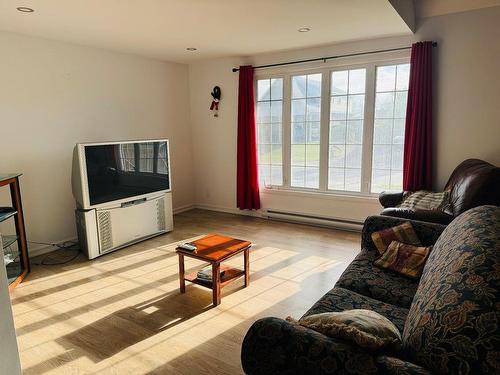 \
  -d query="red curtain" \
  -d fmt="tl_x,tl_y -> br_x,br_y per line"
237,65 -> 261,210
403,41 -> 433,191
